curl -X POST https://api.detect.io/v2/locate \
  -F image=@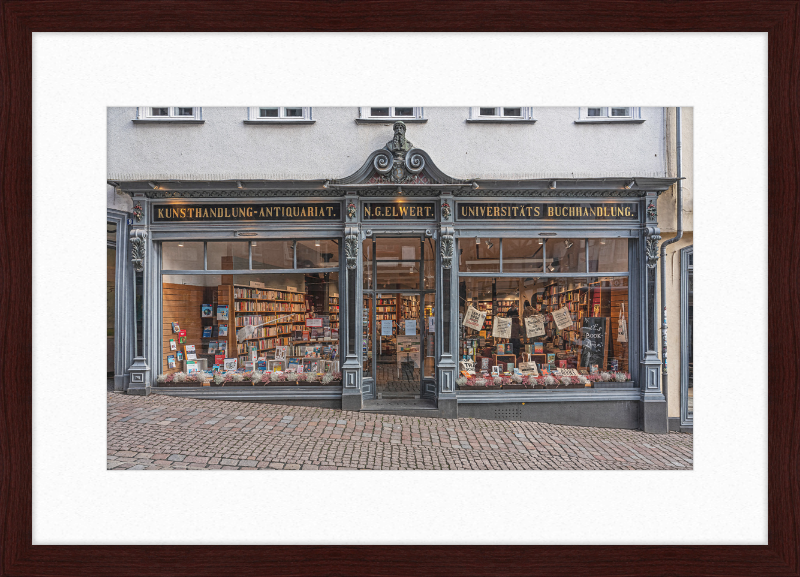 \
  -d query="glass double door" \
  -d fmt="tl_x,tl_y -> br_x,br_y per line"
363,236 -> 436,398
